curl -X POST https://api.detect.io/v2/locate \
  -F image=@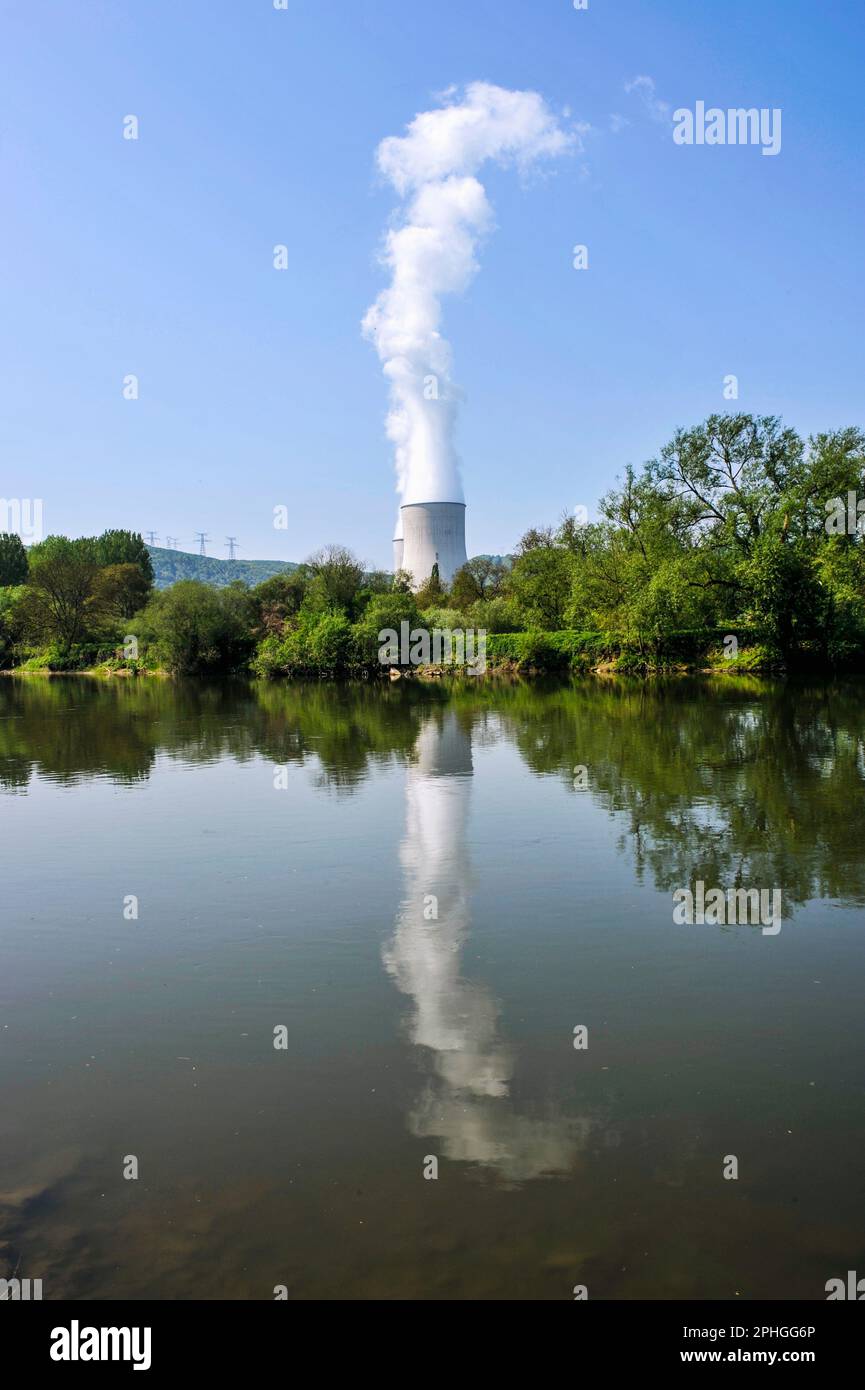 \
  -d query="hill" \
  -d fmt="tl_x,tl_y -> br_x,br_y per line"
147,546 -> 298,590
